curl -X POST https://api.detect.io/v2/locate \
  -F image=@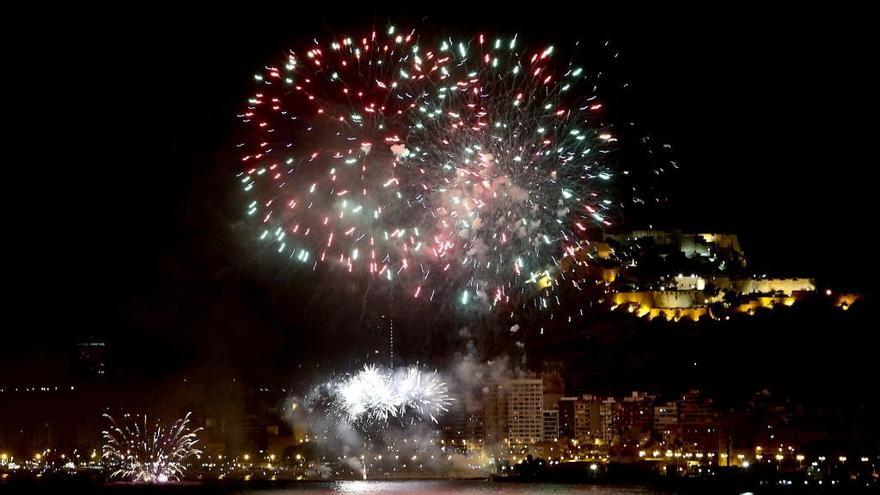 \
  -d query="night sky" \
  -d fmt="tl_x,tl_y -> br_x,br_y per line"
7,5 -> 874,393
